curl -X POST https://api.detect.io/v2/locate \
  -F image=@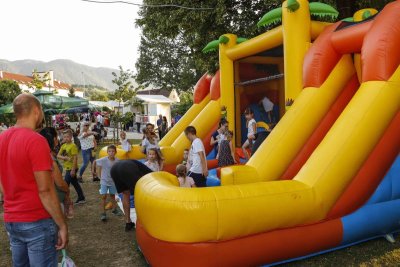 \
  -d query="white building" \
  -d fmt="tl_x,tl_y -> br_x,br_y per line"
0,70 -> 84,98
135,94 -> 175,126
